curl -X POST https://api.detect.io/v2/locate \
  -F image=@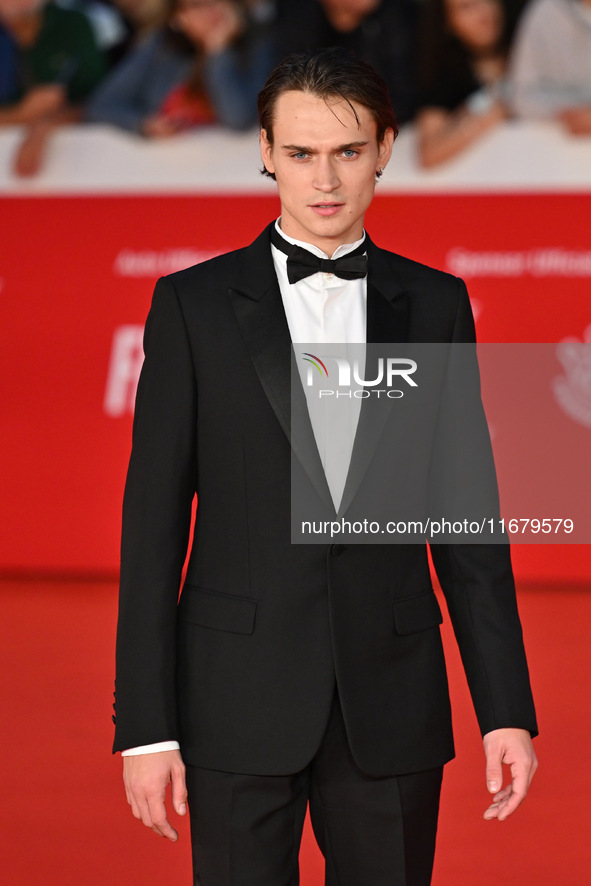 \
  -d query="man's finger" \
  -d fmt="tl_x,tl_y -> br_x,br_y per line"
128,795 -> 142,821
483,785 -> 521,820
494,762 -> 529,820
133,793 -> 156,828
171,761 -> 188,816
483,800 -> 502,820
490,788 -> 524,821
497,792 -> 524,821
483,753 -> 536,819
147,797 -> 178,841
485,757 -> 503,794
